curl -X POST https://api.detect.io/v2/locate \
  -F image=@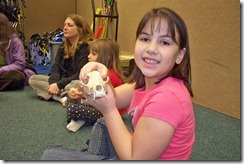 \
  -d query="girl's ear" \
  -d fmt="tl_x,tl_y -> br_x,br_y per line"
176,48 -> 186,64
